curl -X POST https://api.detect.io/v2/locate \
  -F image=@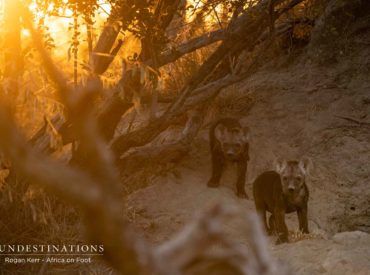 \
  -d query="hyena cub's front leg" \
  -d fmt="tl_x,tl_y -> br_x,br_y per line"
297,205 -> 309,234
274,209 -> 289,244
236,160 -> 248,198
207,151 -> 225,188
